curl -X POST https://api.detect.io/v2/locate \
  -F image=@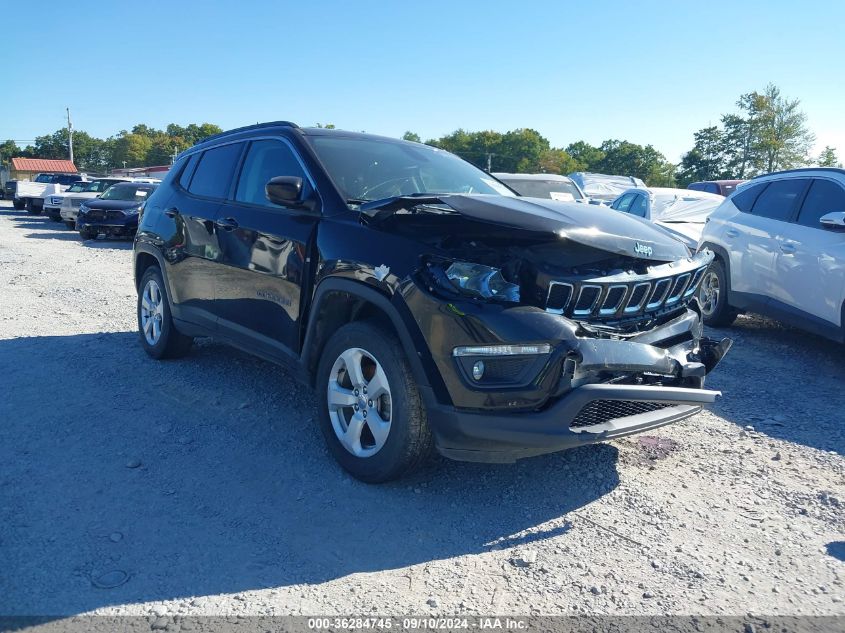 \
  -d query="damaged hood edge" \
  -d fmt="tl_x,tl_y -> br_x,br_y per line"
360,194 -> 691,261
